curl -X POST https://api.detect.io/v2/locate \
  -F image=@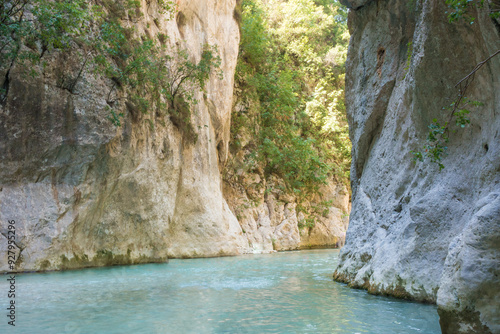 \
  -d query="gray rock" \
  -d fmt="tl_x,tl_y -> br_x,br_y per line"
223,172 -> 350,253
0,0 -> 248,272
437,193 -> 500,333
334,0 -> 500,332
